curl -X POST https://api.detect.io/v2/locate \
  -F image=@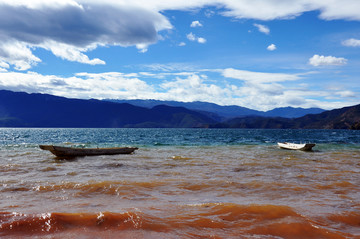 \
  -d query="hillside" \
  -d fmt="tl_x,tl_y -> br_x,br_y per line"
294,104 -> 360,129
0,90 -> 215,128
107,99 -> 324,119
264,107 -> 324,118
212,104 -> 360,129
